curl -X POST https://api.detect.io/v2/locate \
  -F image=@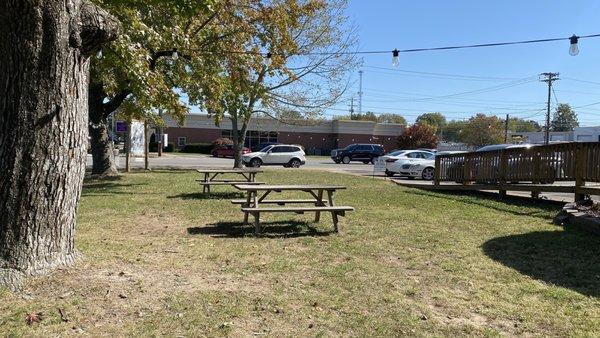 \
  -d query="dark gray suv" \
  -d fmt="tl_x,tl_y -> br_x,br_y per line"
331,144 -> 385,164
